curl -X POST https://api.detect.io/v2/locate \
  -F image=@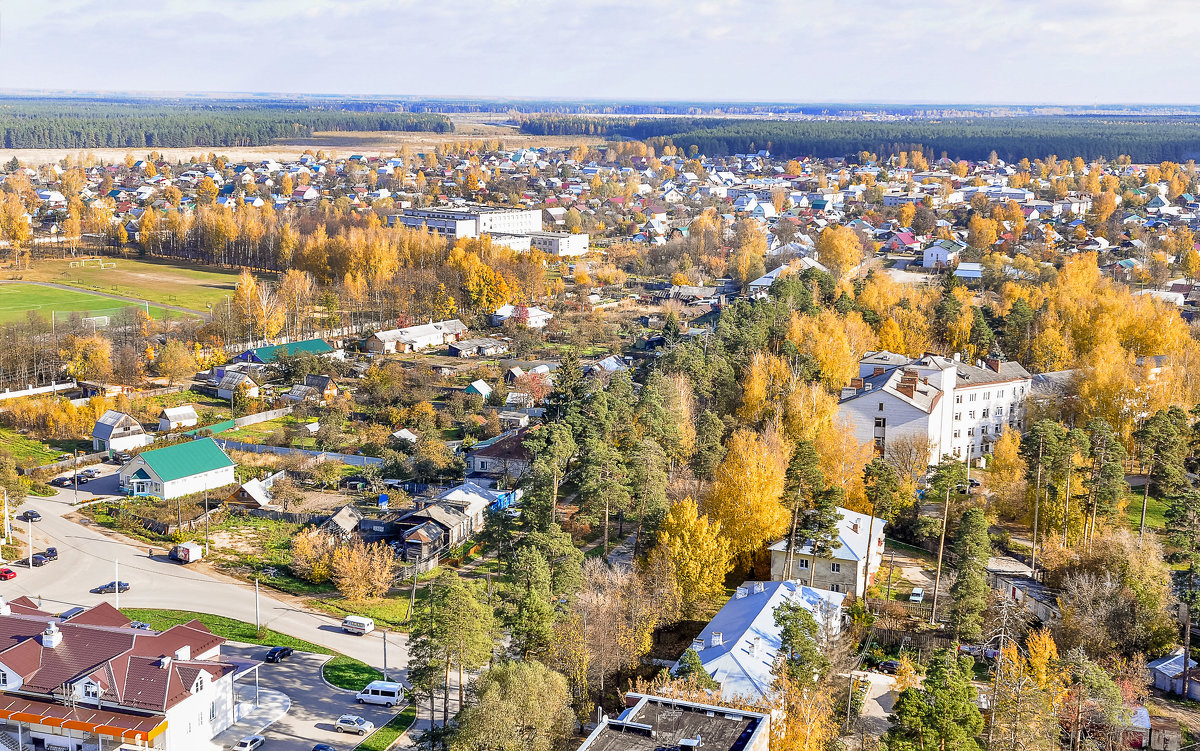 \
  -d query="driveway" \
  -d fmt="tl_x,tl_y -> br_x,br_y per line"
5,471 -> 407,672
220,645 -> 403,751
